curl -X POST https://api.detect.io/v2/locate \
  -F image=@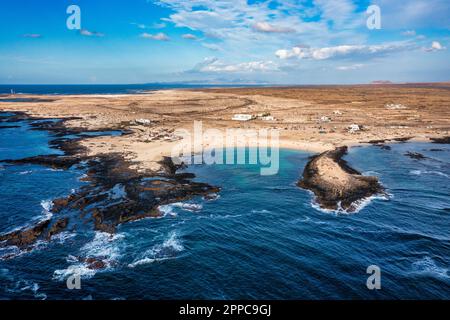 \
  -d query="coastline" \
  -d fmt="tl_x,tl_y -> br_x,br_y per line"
1,85 -> 449,172
1,107 -> 450,299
